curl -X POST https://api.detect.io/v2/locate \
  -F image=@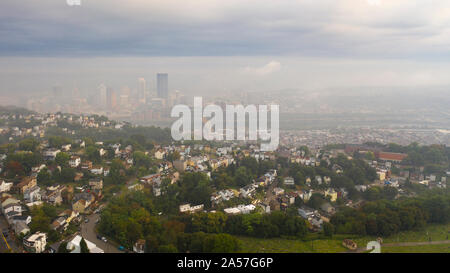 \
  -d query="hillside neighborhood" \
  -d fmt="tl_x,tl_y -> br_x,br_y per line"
0,111 -> 449,253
